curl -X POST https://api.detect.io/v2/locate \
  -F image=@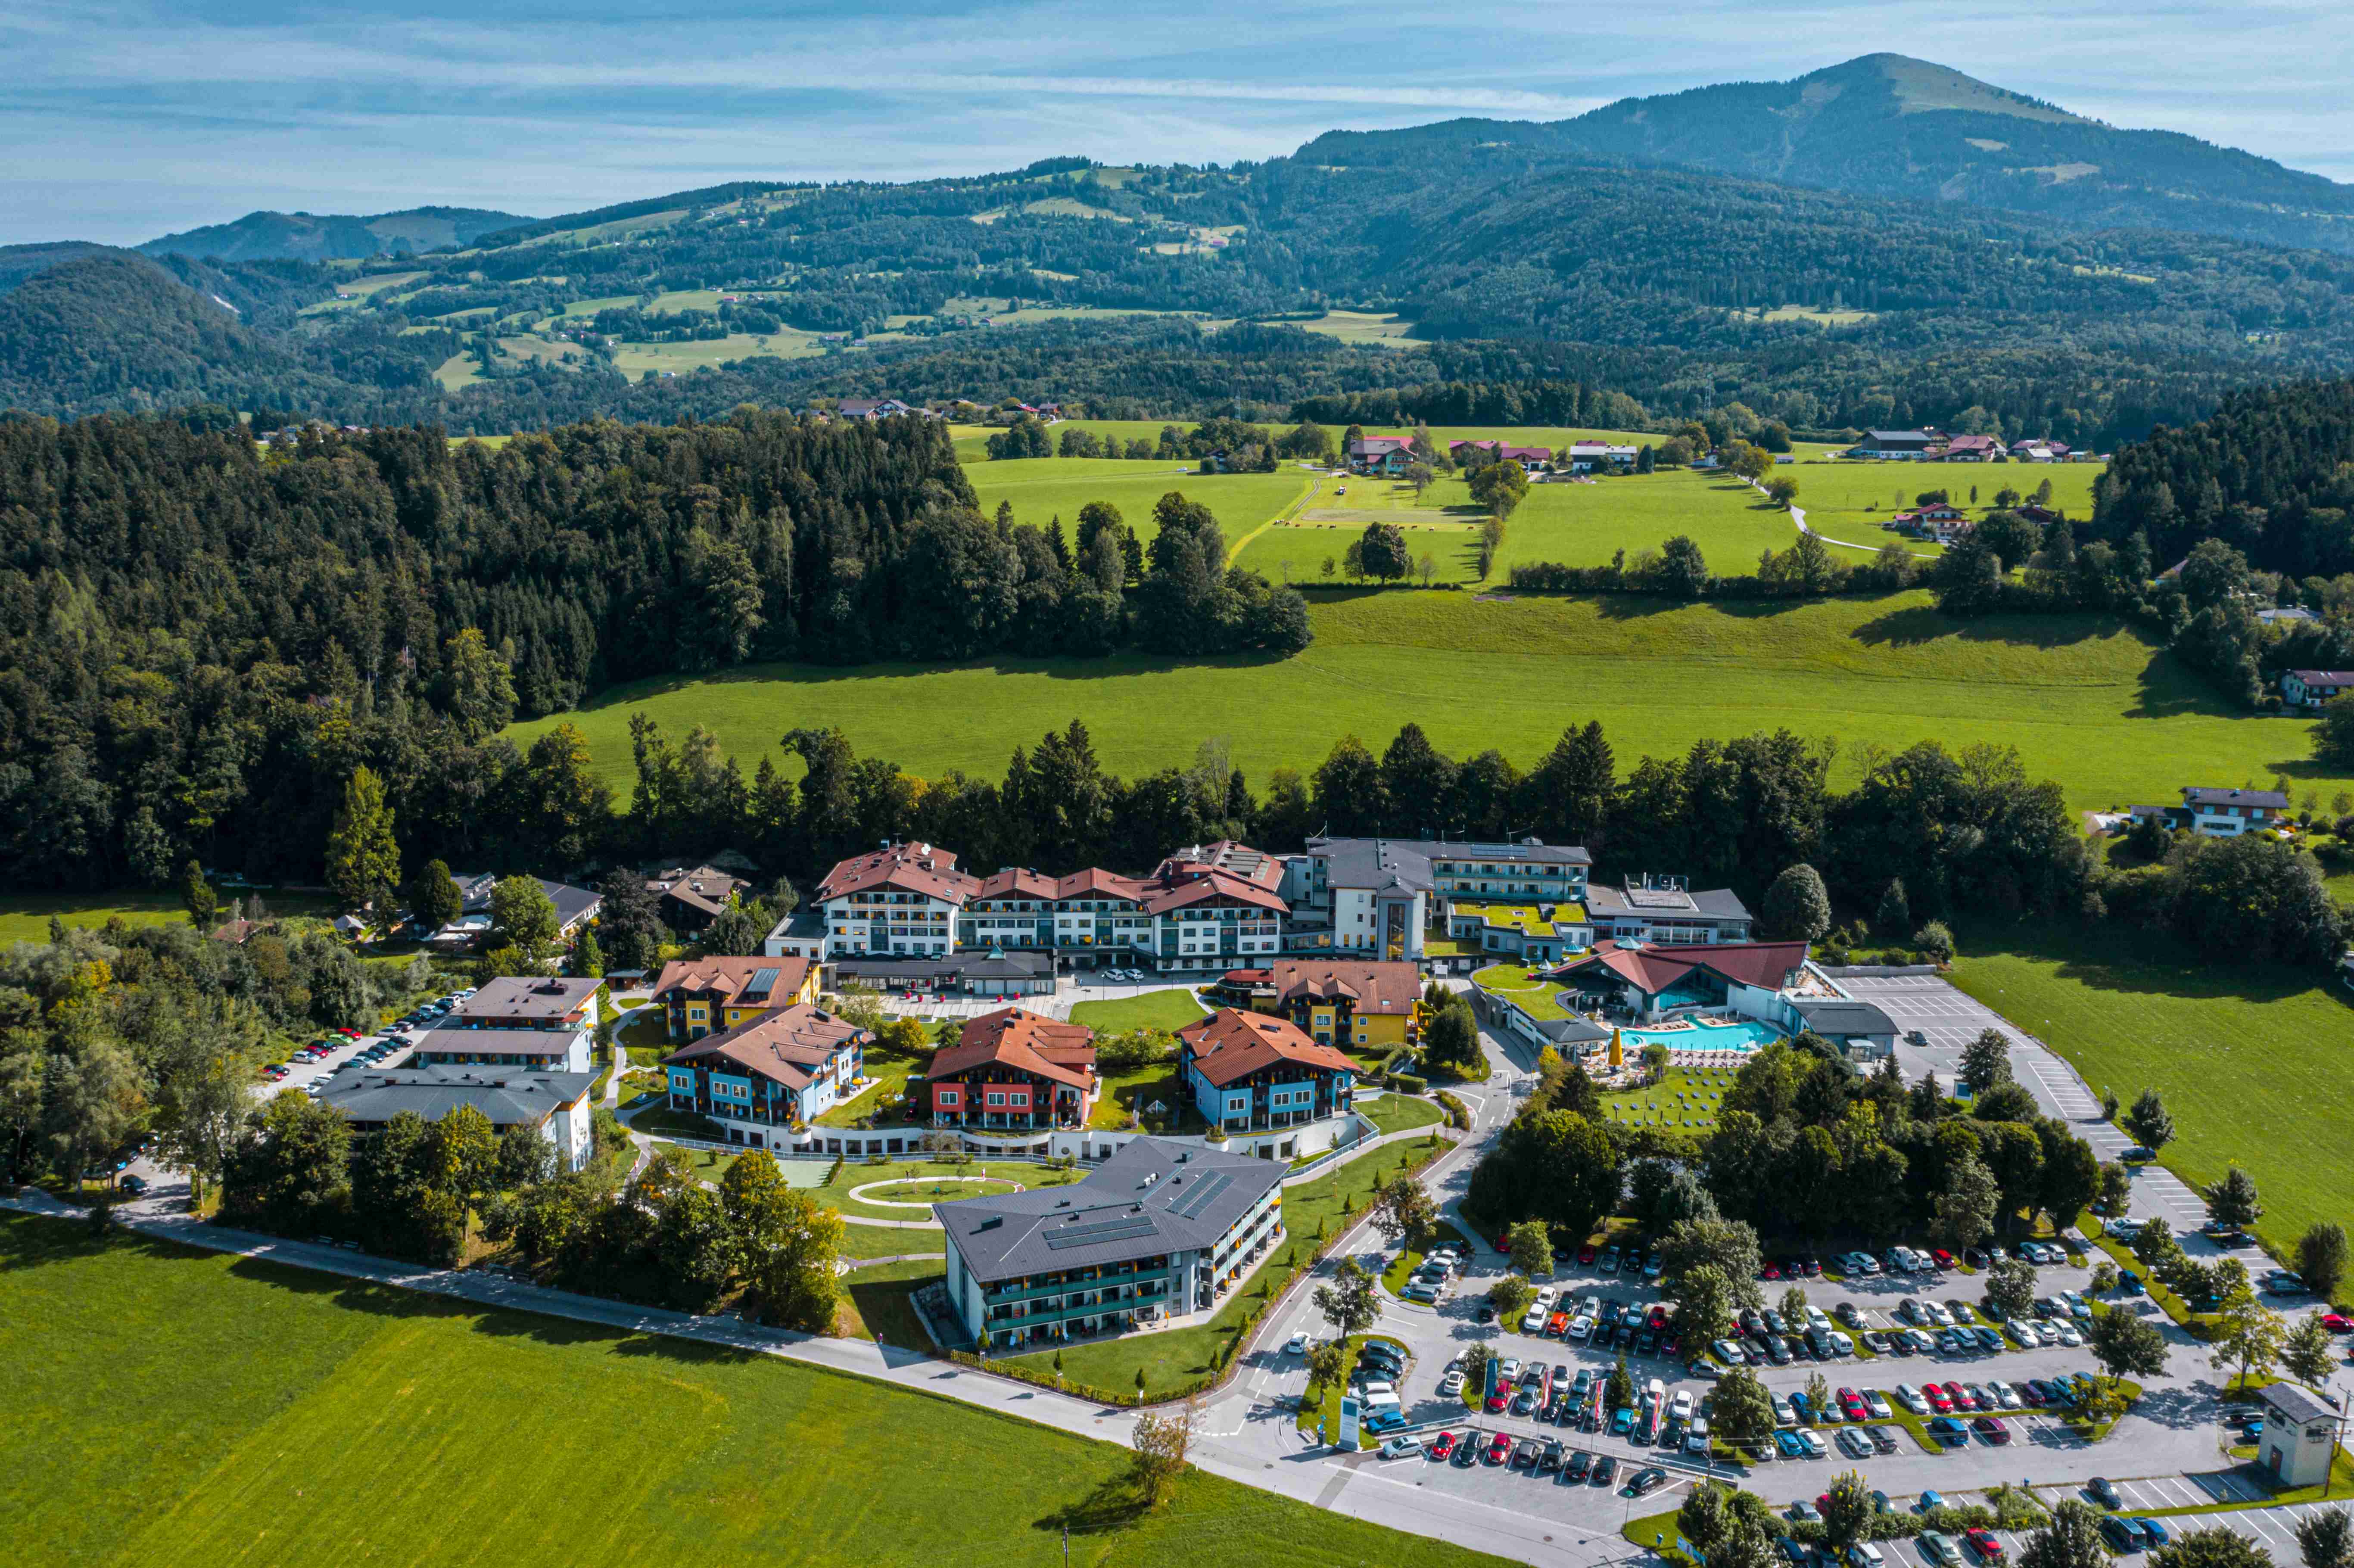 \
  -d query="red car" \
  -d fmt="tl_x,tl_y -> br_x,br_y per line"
1966,1529 -> 2006,1562
1484,1431 -> 1513,1465
1943,1381 -> 1972,1410
2324,1314 -> 2354,1333
1578,1244 -> 1597,1266
1486,1388 -> 1510,1412
1837,1388 -> 1869,1421
1931,1248 -> 1956,1269
334,1027 -> 360,1038
1926,1384 -> 1955,1413
1429,1431 -> 1457,1459
1646,1305 -> 1669,1328
1973,1416 -> 2012,1446
1762,1263 -> 1783,1280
